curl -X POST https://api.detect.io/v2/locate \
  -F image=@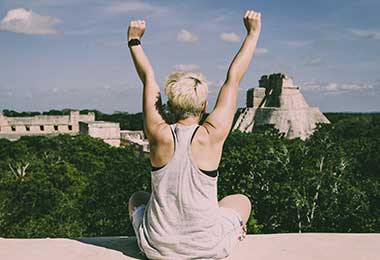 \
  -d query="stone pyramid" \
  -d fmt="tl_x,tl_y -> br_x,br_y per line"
233,73 -> 330,139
